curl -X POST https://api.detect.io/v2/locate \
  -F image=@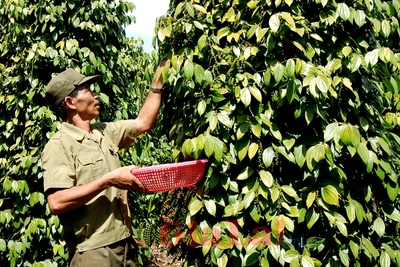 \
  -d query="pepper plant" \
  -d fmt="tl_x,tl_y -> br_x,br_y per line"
156,0 -> 400,266
0,0 -> 165,265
